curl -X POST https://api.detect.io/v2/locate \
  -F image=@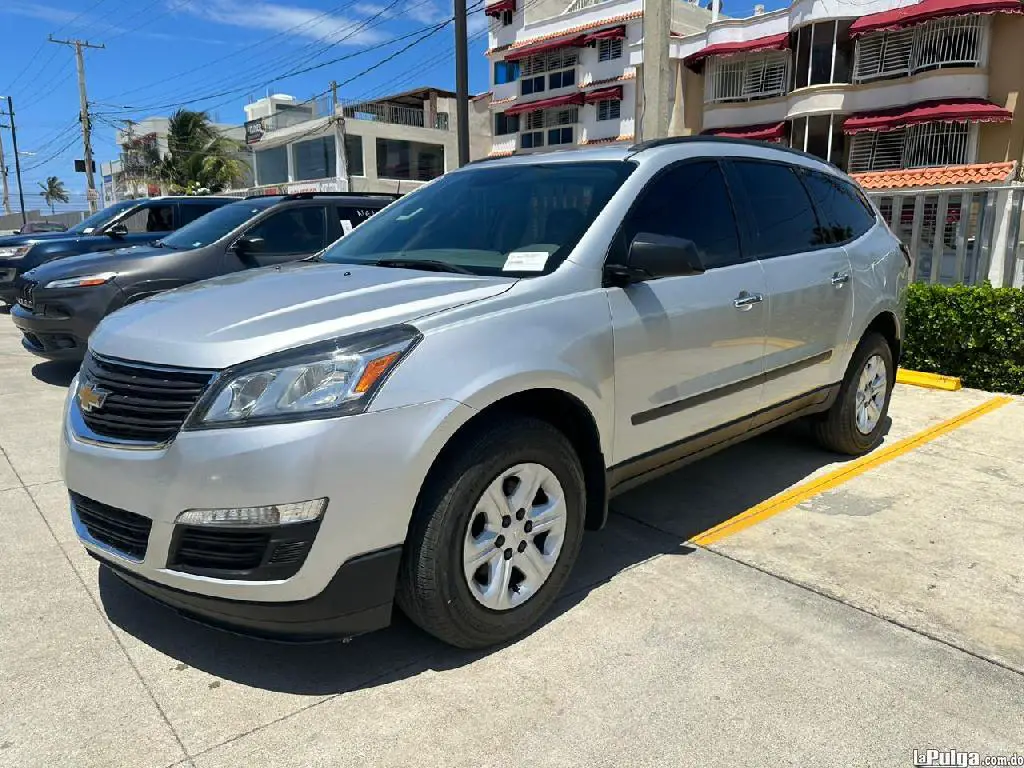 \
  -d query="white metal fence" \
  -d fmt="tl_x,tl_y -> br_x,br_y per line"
704,50 -> 790,104
853,16 -> 986,83
342,103 -> 449,130
848,122 -> 972,173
